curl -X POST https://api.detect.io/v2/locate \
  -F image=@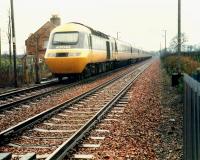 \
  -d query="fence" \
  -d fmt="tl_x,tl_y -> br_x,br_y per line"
0,66 -> 13,86
184,74 -> 200,160
0,56 -> 52,87
0,65 -> 24,87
